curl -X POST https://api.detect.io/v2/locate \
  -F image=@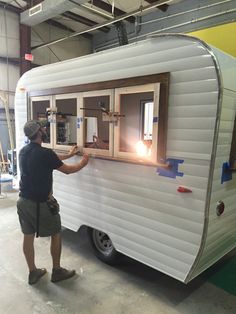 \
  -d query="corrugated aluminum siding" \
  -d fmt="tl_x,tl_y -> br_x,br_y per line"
189,89 -> 236,280
187,48 -> 236,281
15,35 -> 221,282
